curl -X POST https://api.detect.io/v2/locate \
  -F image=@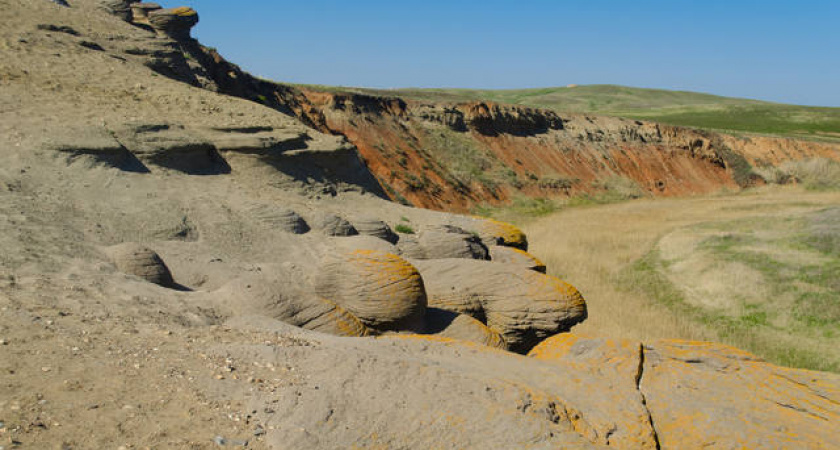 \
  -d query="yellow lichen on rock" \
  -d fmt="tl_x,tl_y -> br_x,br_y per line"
171,6 -> 197,17
477,218 -> 529,250
316,249 -> 427,333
